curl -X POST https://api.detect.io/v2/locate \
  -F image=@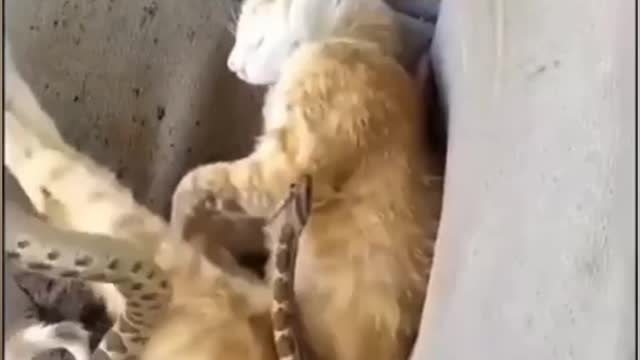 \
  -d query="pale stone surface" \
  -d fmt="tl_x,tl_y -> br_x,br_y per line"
412,0 -> 635,359
6,0 -> 264,217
